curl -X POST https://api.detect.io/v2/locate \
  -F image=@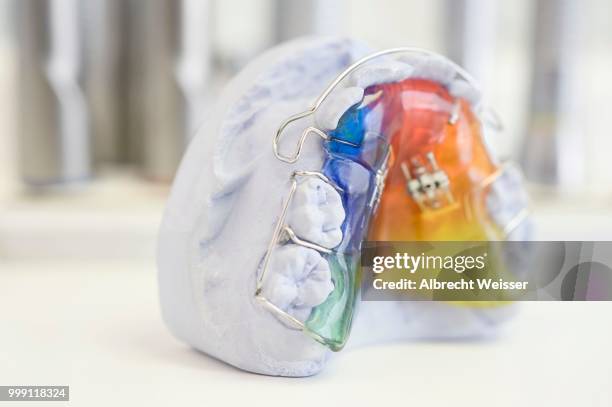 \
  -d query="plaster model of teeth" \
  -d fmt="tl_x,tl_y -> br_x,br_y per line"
157,37 -> 531,377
